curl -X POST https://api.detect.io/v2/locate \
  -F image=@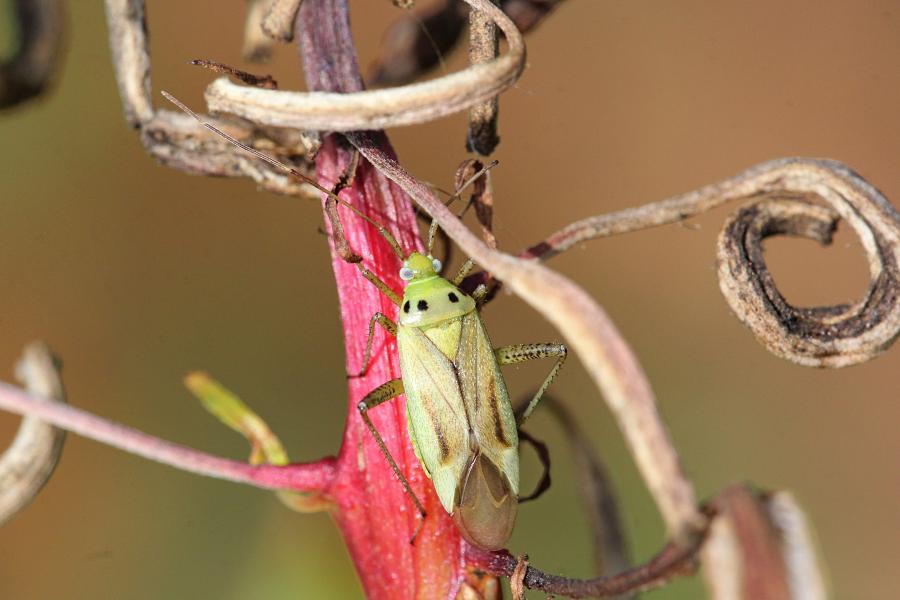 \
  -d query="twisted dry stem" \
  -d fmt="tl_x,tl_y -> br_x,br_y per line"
717,161 -> 900,367
0,342 -> 66,525
520,158 -> 900,368
466,534 -> 703,599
